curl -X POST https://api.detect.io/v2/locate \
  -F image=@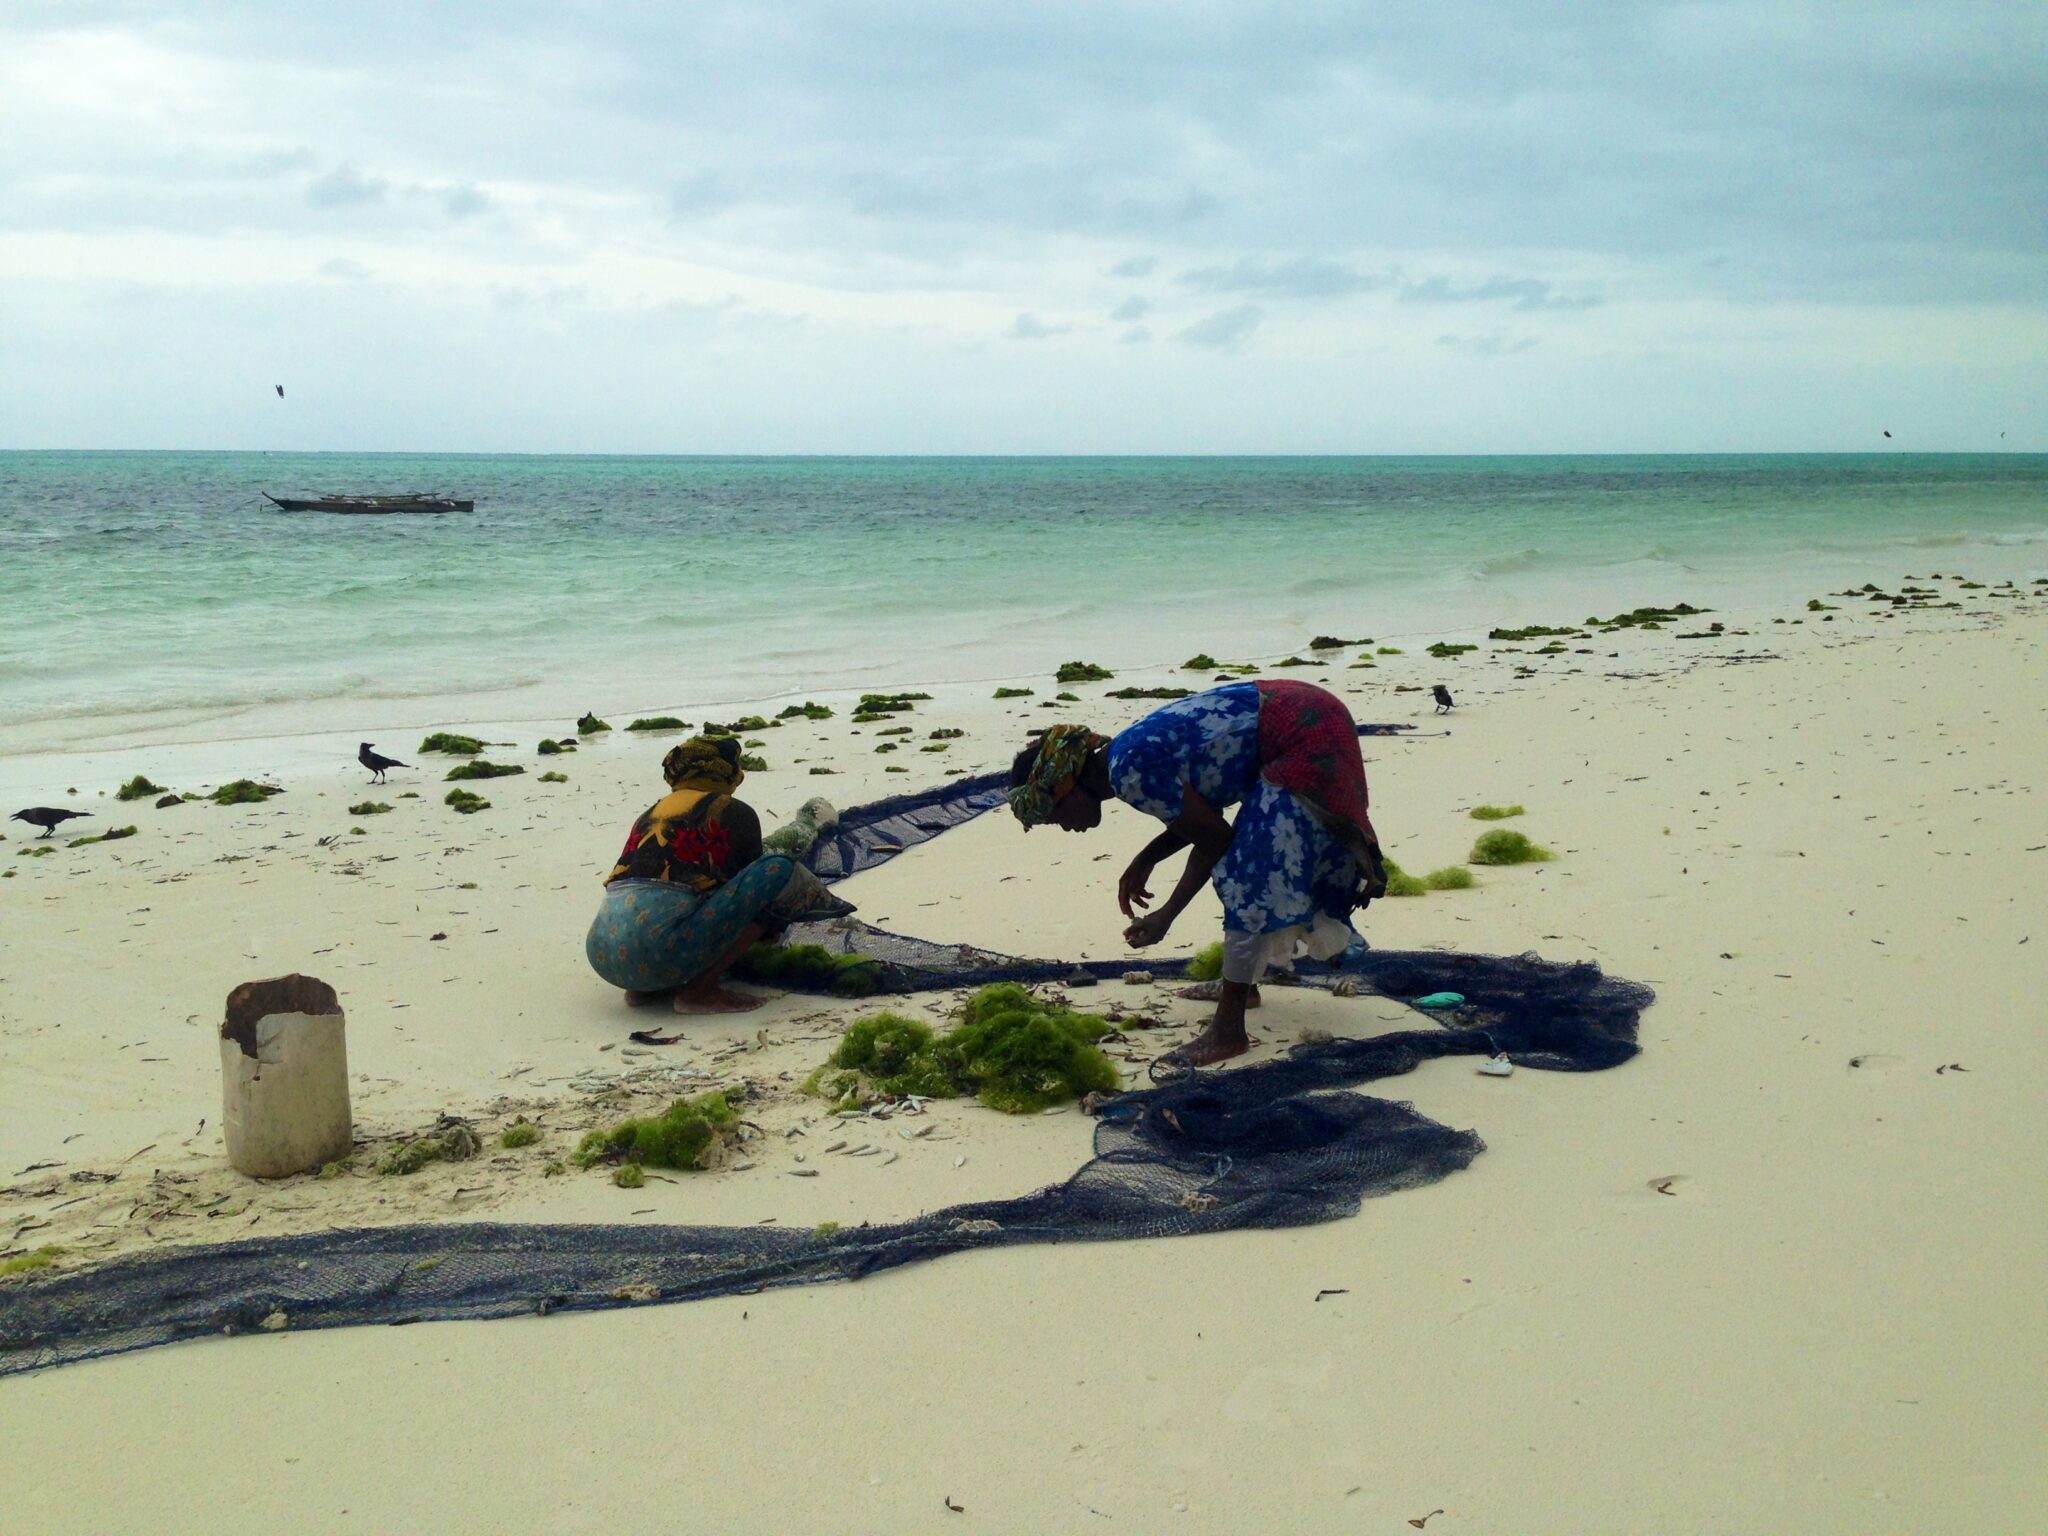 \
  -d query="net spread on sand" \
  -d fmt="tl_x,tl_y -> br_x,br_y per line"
0,737 -> 1649,1378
